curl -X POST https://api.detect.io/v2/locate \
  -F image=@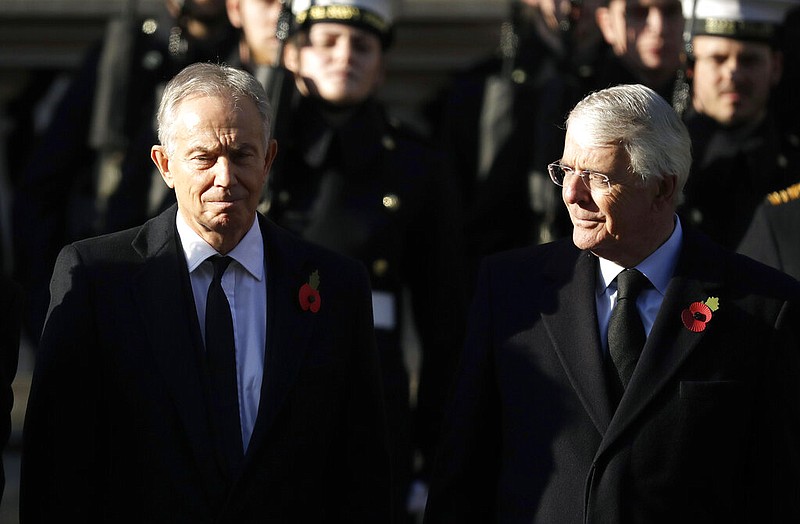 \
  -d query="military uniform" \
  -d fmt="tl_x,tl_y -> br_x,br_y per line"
679,109 -> 800,249
738,182 -> 800,281
677,0 -> 800,250
265,90 -> 467,517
